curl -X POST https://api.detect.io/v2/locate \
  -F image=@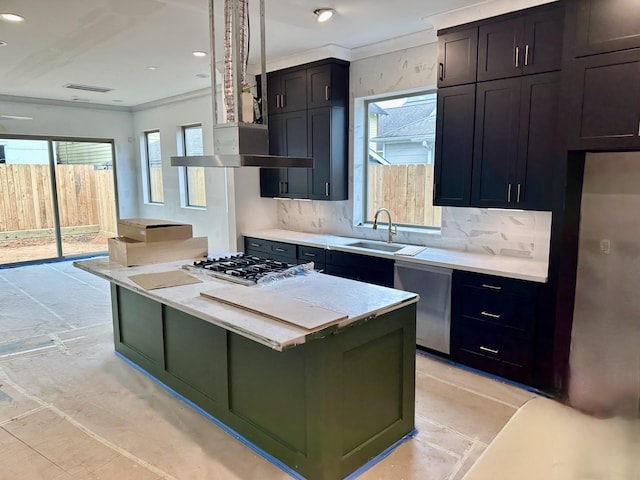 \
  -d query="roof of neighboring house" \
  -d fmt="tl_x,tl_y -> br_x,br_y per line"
371,101 -> 436,142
